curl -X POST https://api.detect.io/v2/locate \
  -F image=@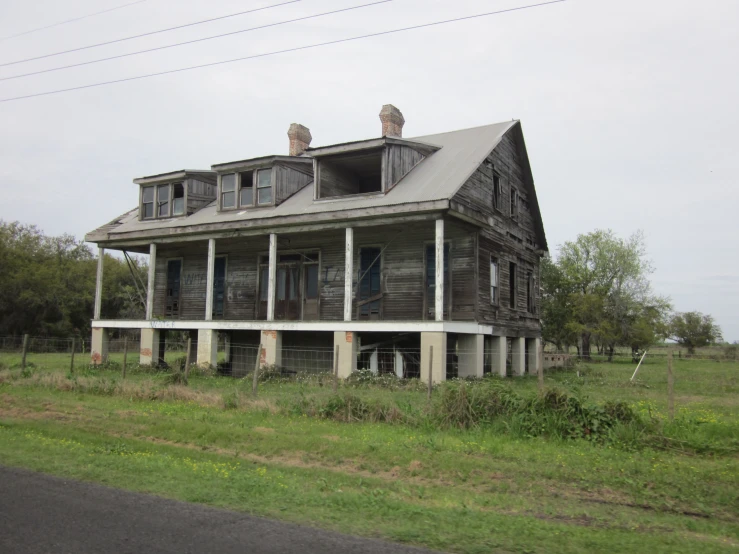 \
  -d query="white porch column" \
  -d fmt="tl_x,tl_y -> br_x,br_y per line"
146,243 -> 157,319
512,337 -> 526,376
267,233 -> 277,322
492,336 -> 507,377
204,238 -> 216,321
344,227 -> 353,322
94,247 -> 105,320
527,337 -> 542,375
457,334 -> 484,378
435,218 -> 444,322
